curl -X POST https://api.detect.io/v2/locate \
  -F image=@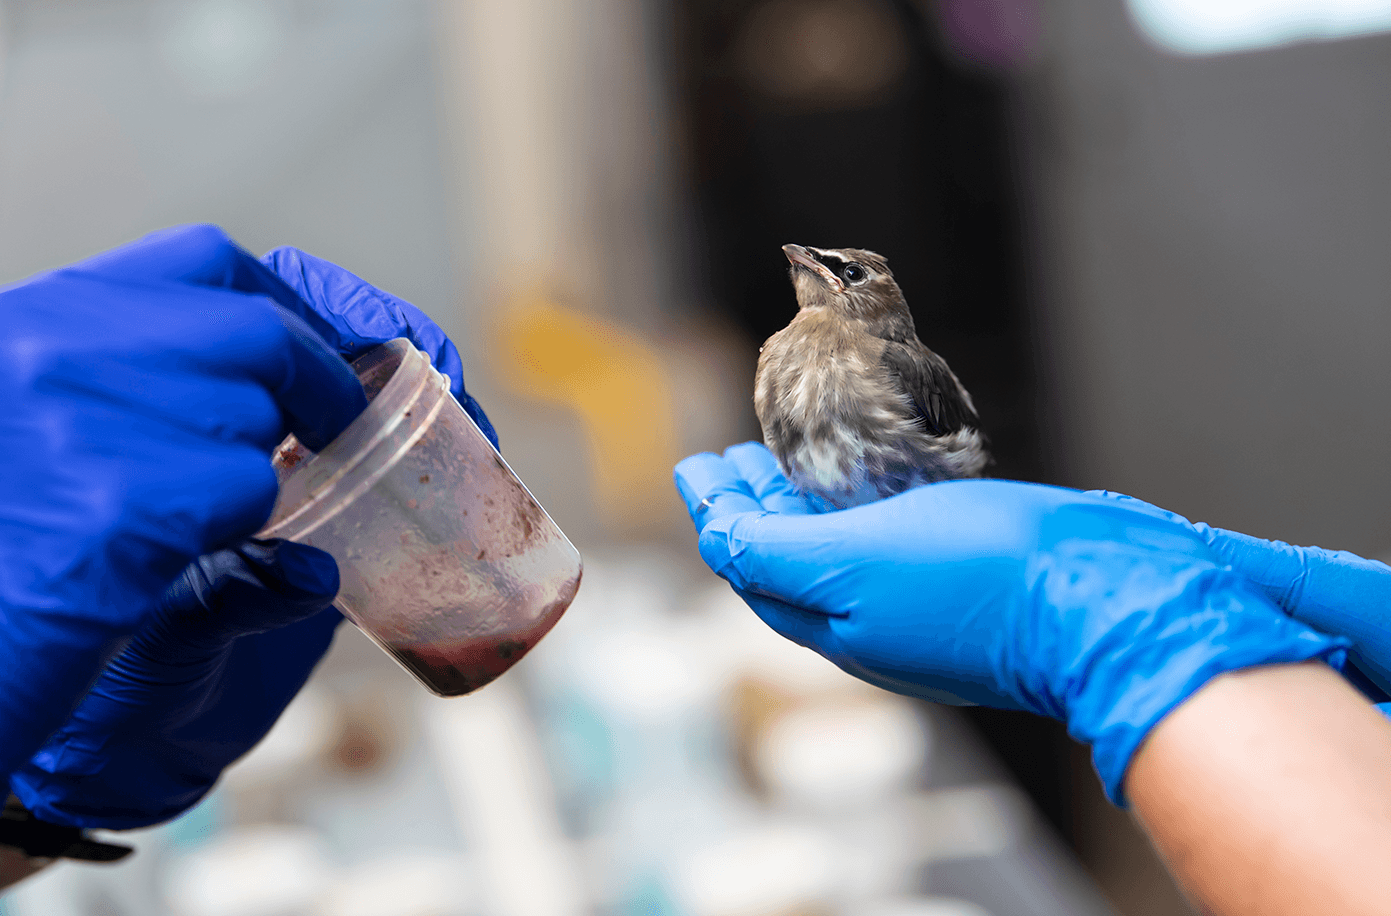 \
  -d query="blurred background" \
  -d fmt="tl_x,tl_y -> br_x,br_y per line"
2,1 -> 1390,914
